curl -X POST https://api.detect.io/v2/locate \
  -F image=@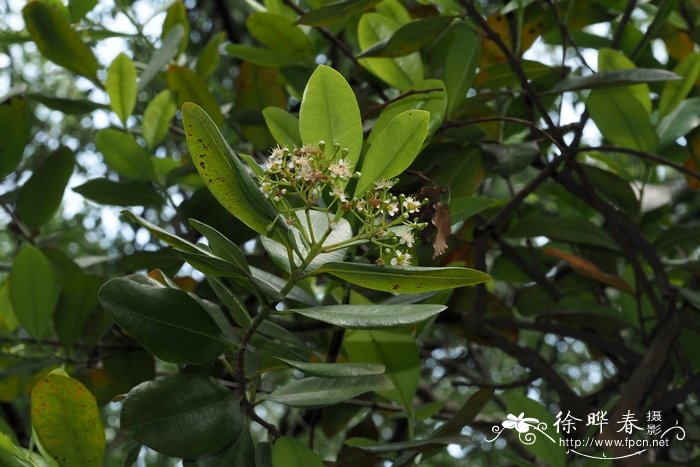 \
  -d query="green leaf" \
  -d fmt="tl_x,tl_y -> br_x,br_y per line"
27,93 -> 105,115
344,328 -> 419,409
224,44 -> 305,68
138,24 -> 184,92
95,129 -> 155,181
121,373 -> 244,458
288,304 -> 446,328
262,107 -> 302,148
98,277 -> 231,364
659,52 -> 700,117
357,16 -> 453,57
262,375 -> 392,408
346,436 -> 469,454
299,65 -> 363,168
68,0 -> 97,22
508,214 -> 617,249
357,13 -> 424,90
189,219 -> 250,274
162,1 -> 189,55
356,109 -> 429,195
182,103 -> 289,244
481,142 -> 539,176
194,427 -> 256,467
22,1 -> 99,80
595,49 -> 653,114
449,196 -> 502,224
142,90 -> 177,150
587,87 -> 658,152
196,31 -> 226,79
247,12 -> 314,62
315,262 -> 490,293
0,96 -> 32,178
475,60 -> 554,89
434,388 -> 494,437
207,277 -> 253,328
0,432 -> 51,467
0,280 -> 19,332
106,53 -> 137,126
73,178 -> 163,207
271,437 -> 323,467
54,273 -> 101,350
548,68 -> 678,96
31,370 -> 105,467
9,245 -> 57,339
505,394 -> 565,467
653,225 -> 700,252
168,66 -> 223,127
272,358 -> 385,377
16,146 -> 75,230
296,0 -> 380,26
367,79 -> 446,144
261,210 -> 353,273
444,23 -> 480,116
657,97 -> 700,149
375,0 -> 412,24
578,164 -> 639,217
